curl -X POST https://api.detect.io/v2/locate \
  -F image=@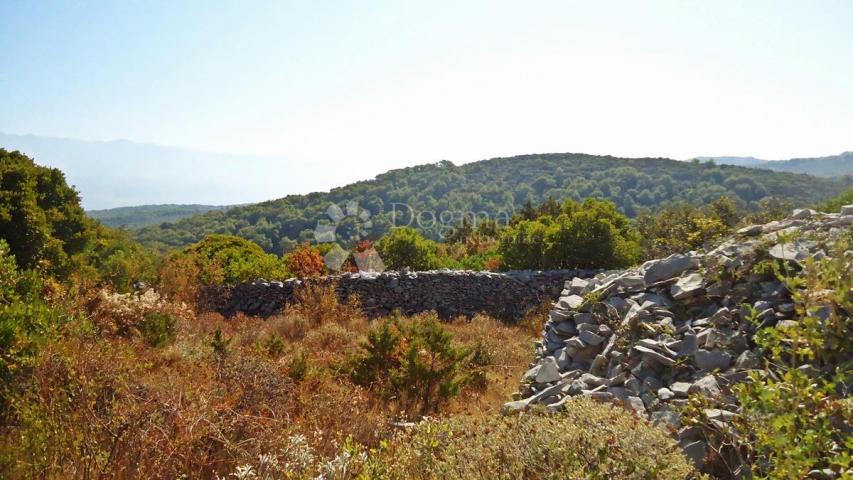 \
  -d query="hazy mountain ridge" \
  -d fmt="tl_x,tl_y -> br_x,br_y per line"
698,151 -> 852,176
